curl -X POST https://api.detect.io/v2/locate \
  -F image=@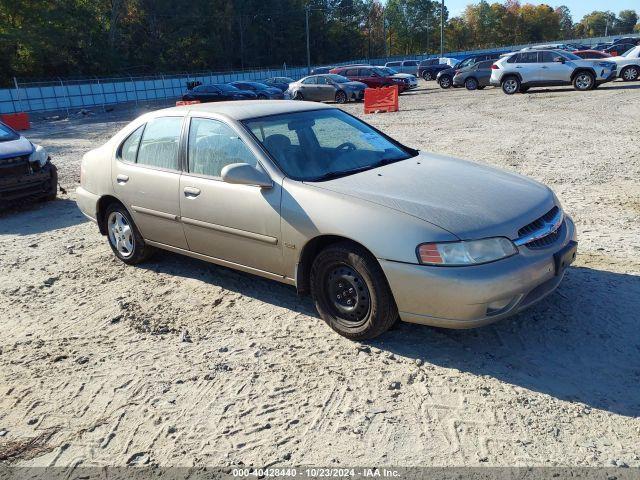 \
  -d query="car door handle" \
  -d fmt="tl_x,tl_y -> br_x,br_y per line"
183,187 -> 201,198
116,174 -> 129,184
